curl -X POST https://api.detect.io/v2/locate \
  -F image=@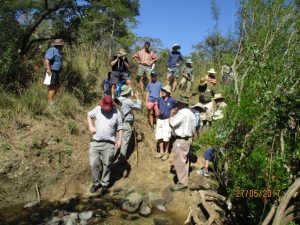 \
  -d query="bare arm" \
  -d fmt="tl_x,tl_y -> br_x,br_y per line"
87,116 -> 96,133
44,59 -> 52,75
116,129 -> 123,148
